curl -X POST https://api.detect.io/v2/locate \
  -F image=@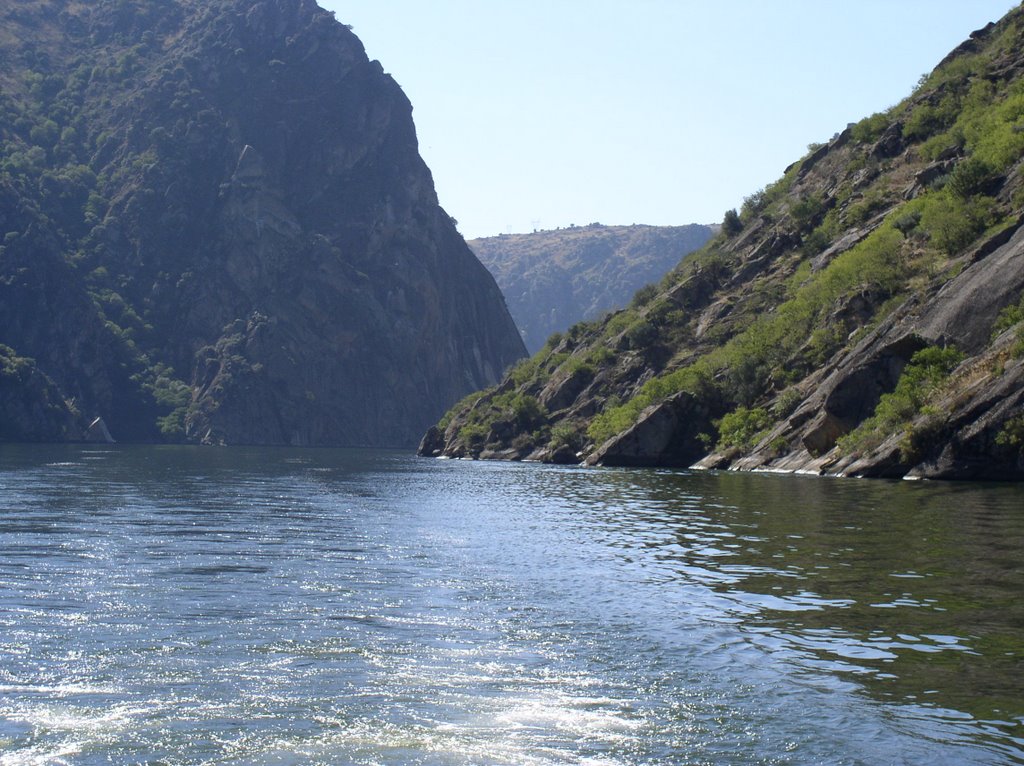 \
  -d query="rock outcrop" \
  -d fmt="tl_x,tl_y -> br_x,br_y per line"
0,347 -> 83,442
0,0 -> 524,446
585,391 -> 713,468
